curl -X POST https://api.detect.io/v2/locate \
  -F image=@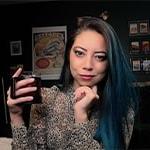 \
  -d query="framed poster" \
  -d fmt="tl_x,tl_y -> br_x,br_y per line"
10,40 -> 22,56
139,20 -> 149,34
129,21 -> 138,35
142,59 -> 150,72
132,59 -> 141,71
32,26 -> 67,80
129,41 -> 140,53
141,40 -> 150,54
